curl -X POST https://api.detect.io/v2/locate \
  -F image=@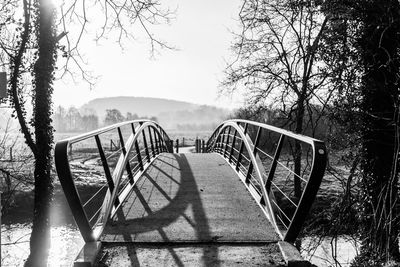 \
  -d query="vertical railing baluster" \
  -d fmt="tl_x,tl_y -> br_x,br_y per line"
157,129 -> 165,153
246,126 -> 262,183
157,128 -> 163,152
246,163 -> 253,184
217,126 -> 224,152
118,127 -> 134,184
142,126 -> 151,162
220,128 -> 226,152
162,130 -> 169,152
224,127 -> 231,158
95,135 -> 120,207
229,130 -> 237,163
216,129 -> 219,150
131,123 -> 144,171
159,130 -> 164,152
265,134 -> 285,192
213,133 -> 218,152
148,127 -> 155,158
215,134 -> 219,152
294,140 -> 302,199
236,123 -> 248,172
164,132 -> 169,152
153,128 -> 159,155
158,129 -> 162,153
